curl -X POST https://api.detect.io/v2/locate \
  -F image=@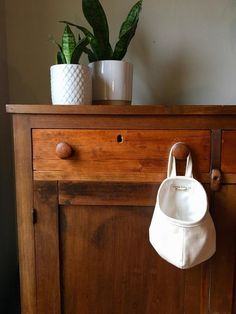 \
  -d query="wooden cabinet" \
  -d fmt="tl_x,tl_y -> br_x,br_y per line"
7,105 -> 236,314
